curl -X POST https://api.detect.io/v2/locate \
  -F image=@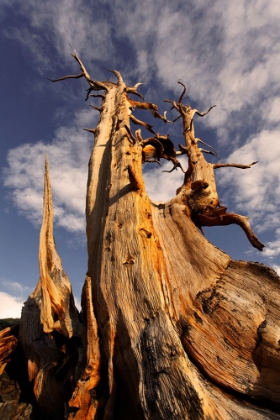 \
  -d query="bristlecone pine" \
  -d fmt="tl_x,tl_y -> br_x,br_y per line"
1,51 -> 280,420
